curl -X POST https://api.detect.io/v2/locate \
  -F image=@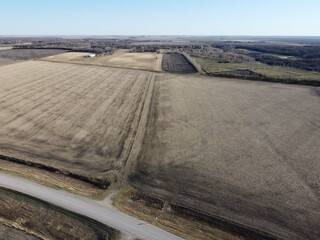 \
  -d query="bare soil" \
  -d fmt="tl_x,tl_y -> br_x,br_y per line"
0,49 -> 68,60
162,53 -> 197,73
0,49 -> 68,67
129,74 -> 320,240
